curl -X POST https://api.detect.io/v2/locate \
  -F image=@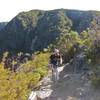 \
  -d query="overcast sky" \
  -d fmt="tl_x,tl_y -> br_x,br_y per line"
0,0 -> 100,22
